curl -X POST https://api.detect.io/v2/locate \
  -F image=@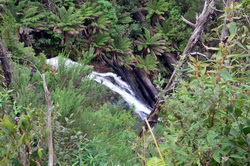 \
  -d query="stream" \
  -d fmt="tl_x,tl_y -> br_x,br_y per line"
46,57 -> 152,119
